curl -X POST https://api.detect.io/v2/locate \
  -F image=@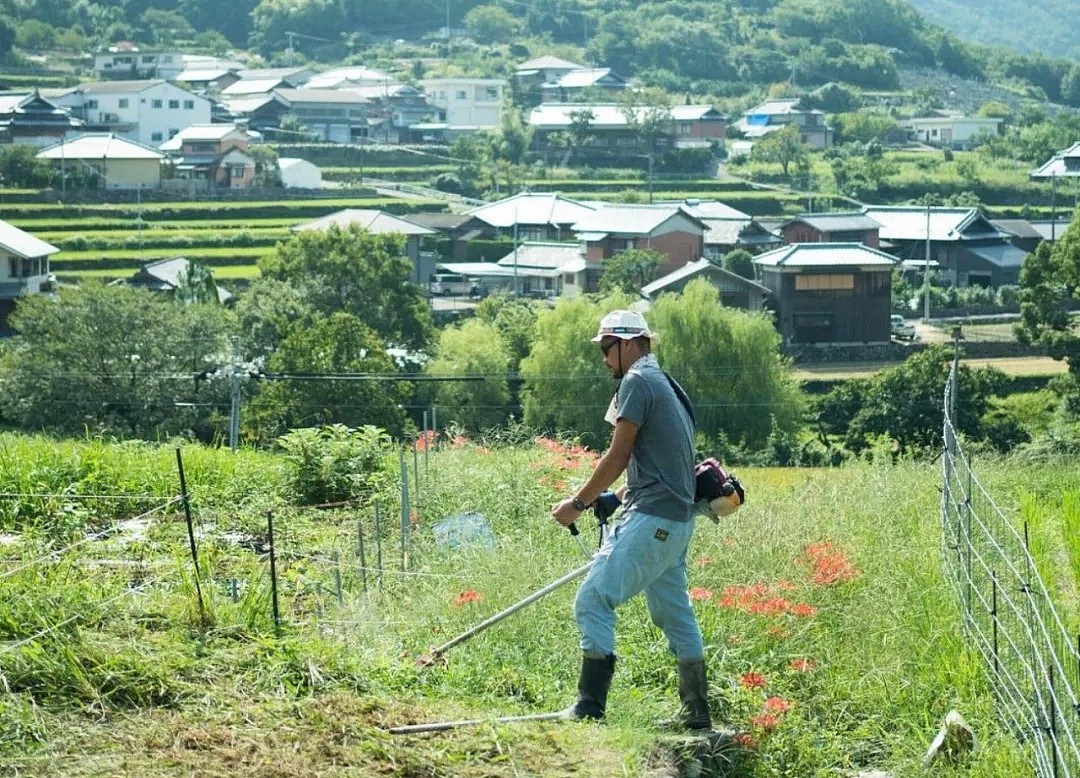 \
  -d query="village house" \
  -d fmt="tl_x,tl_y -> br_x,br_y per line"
735,98 -> 833,148
305,67 -> 394,90
158,124 -> 256,189
272,88 -> 370,143
0,90 -> 83,146
420,78 -> 506,130
753,243 -> 901,345
904,110 -> 1002,149
93,44 -> 185,81
37,133 -> 165,190
571,203 -> 708,288
1031,142 -> 1080,181
528,103 -> 726,152
642,259 -> 770,312
47,80 -> 211,146
119,257 -> 232,304
466,192 -> 599,242
540,68 -> 627,102
0,220 -> 58,333
218,93 -> 291,138
862,205 -> 1027,287
679,200 -> 781,259
779,212 -> 882,247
